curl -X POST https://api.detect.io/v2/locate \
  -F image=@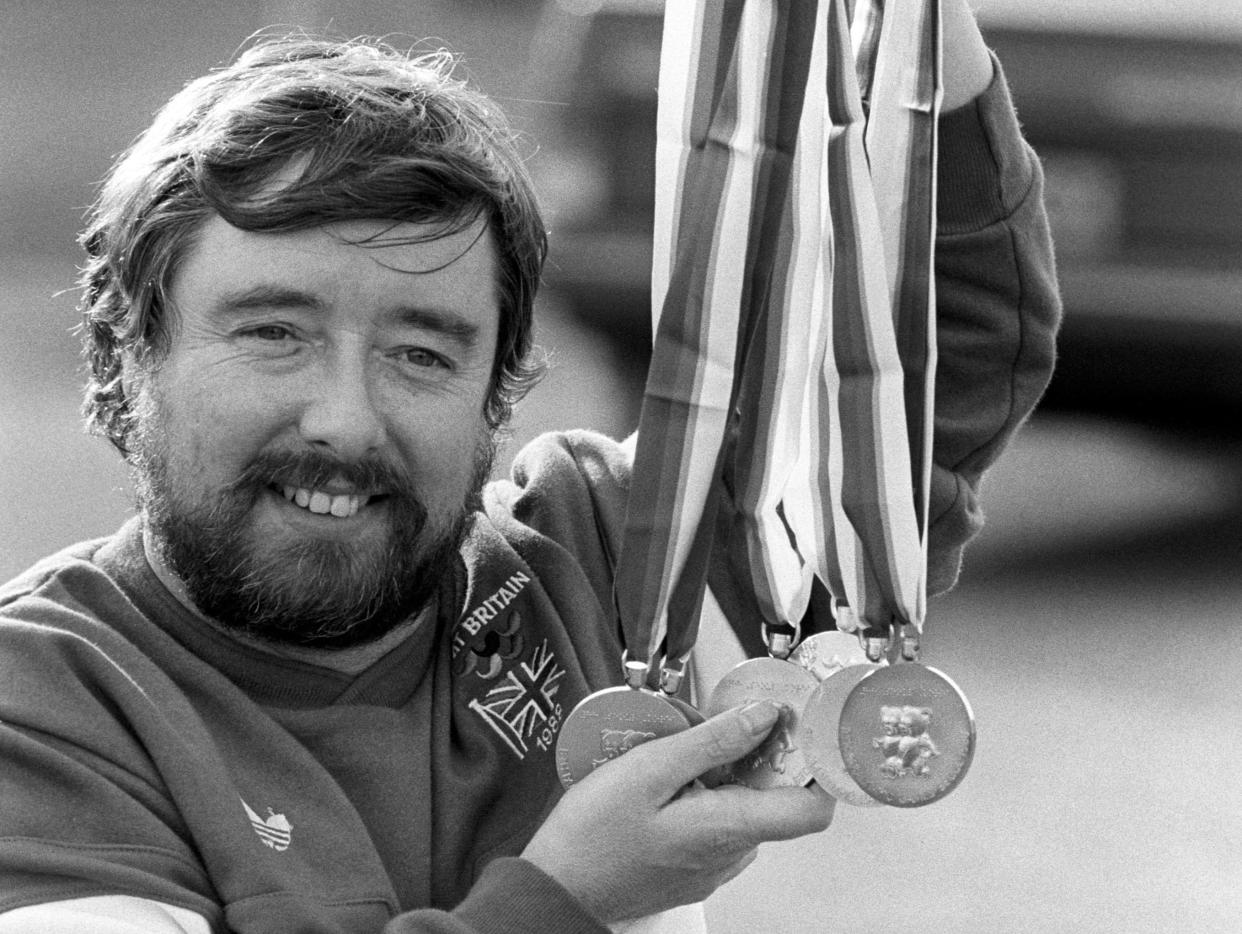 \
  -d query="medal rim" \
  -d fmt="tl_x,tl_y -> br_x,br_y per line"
800,662 -> 885,807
